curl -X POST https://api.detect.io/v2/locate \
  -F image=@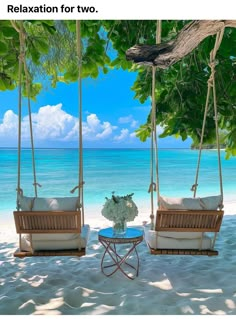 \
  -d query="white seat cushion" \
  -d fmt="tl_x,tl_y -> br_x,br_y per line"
145,229 -> 213,250
32,233 -> 79,241
21,224 -> 90,251
158,231 -> 202,239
